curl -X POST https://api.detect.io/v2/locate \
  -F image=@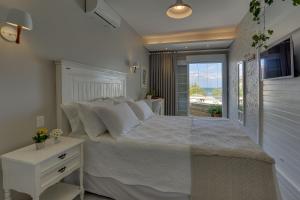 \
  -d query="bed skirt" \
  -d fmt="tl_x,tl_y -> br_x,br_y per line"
66,172 -> 190,200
